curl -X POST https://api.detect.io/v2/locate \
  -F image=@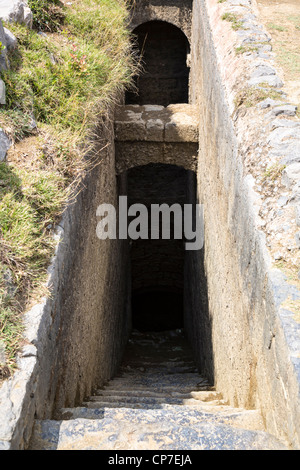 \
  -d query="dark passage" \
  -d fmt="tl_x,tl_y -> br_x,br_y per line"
121,162 -> 213,381
127,164 -> 187,332
132,289 -> 184,331
126,21 -> 190,106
